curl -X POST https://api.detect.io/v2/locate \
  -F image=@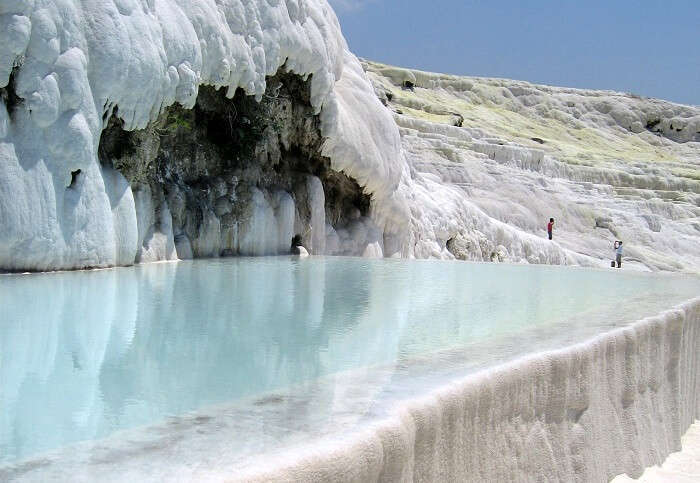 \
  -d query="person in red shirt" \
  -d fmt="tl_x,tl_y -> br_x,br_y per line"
547,218 -> 554,240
